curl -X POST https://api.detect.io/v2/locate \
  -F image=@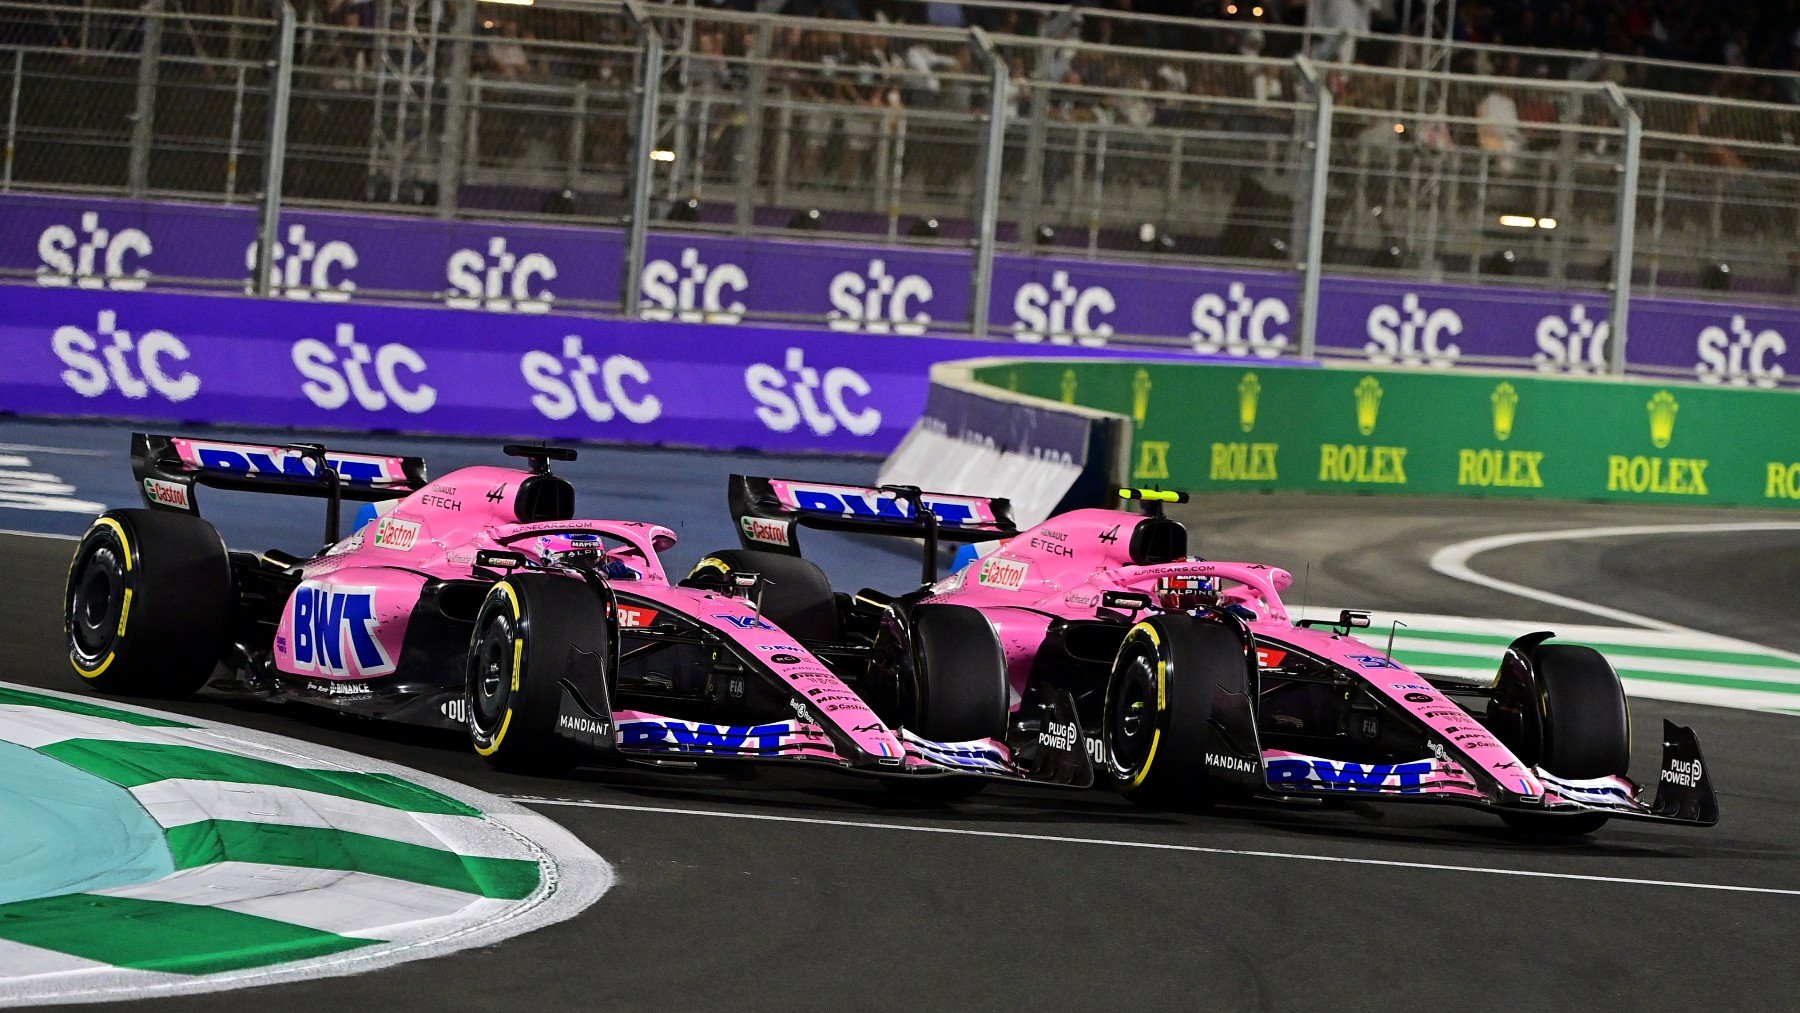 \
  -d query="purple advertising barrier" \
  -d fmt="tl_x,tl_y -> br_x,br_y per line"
0,284 -> 1251,456
3,191 -> 1797,387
